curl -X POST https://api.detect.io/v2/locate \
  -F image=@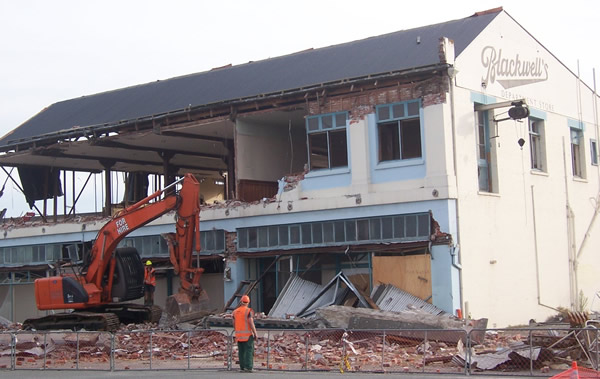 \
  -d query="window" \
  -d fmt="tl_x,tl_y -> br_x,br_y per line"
571,128 -> 584,178
306,112 -> 348,170
476,110 -> 497,192
376,100 -> 422,162
237,212 -> 430,251
591,140 -> 598,166
529,118 -> 546,171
